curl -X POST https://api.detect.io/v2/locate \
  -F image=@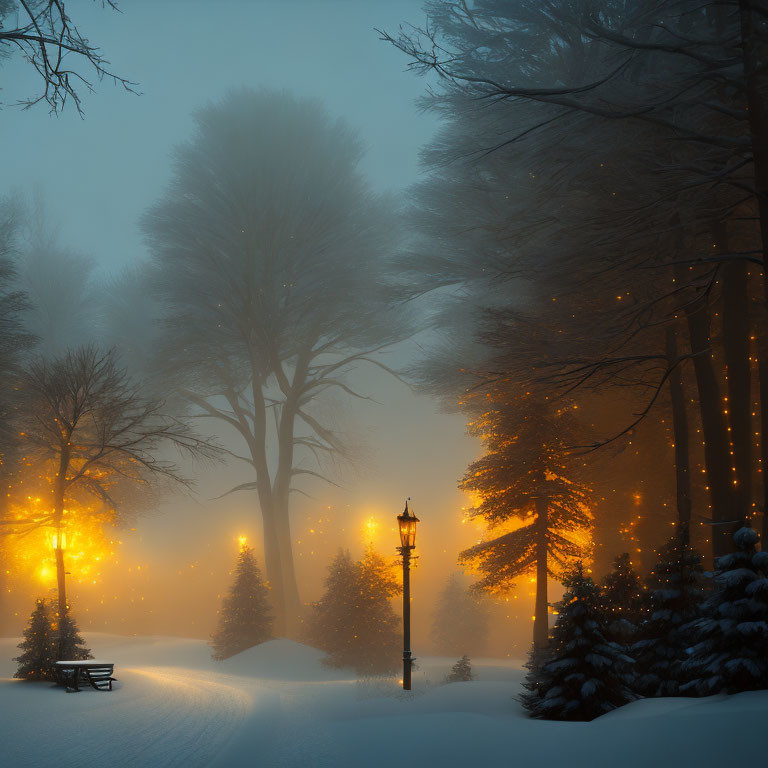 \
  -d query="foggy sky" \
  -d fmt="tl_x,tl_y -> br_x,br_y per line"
1,1 -> 543,653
